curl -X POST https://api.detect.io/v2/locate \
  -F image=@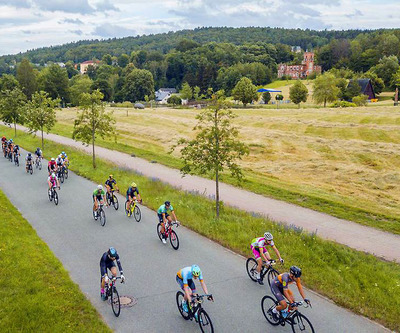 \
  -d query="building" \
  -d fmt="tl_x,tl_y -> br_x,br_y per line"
155,88 -> 177,104
277,52 -> 321,79
348,79 -> 376,100
80,60 -> 100,74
